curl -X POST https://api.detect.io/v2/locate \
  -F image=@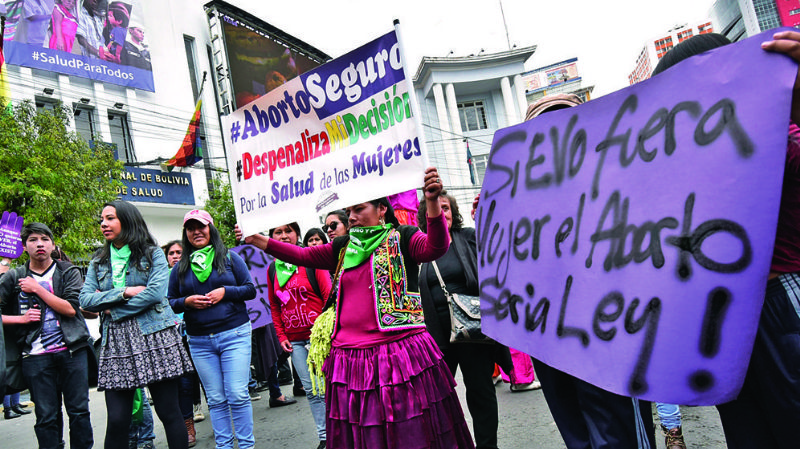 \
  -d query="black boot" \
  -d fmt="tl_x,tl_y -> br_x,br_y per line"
4,408 -> 22,419
12,405 -> 31,415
